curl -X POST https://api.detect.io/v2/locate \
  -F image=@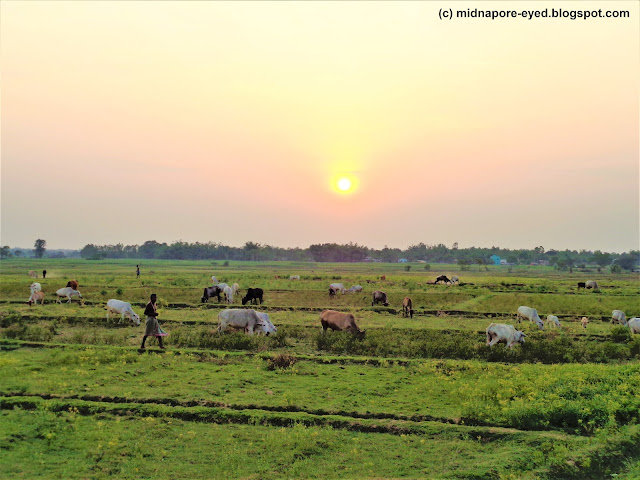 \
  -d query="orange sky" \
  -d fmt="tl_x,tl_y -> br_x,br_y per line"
1,1 -> 638,251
